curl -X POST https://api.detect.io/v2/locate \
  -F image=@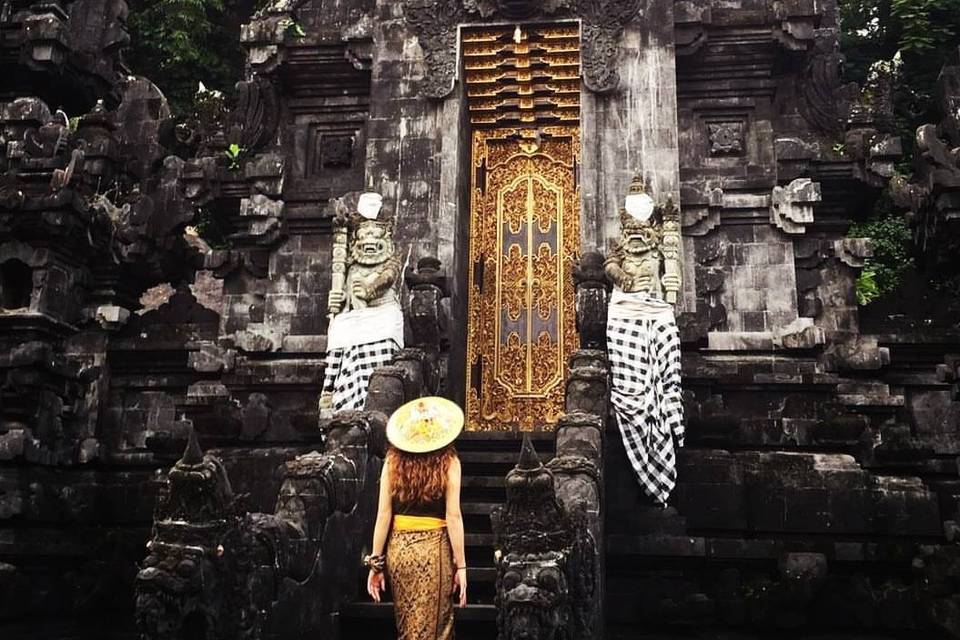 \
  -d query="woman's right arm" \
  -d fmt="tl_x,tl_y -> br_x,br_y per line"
367,459 -> 392,602
445,457 -> 467,606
